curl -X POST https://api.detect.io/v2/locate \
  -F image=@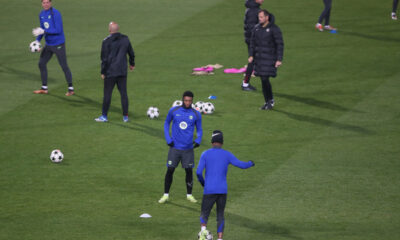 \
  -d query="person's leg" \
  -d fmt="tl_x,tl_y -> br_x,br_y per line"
318,0 -> 331,24
182,149 -> 197,202
54,43 -> 73,92
260,76 -> 274,110
200,194 -> 217,228
242,41 -> 256,90
164,167 -> 176,194
324,0 -> 332,26
38,45 -> 53,90
102,77 -> 116,116
116,76 -> 129,116
216,194 -> 227,240
159,148 -> 180,203
393,0 -> 399,13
